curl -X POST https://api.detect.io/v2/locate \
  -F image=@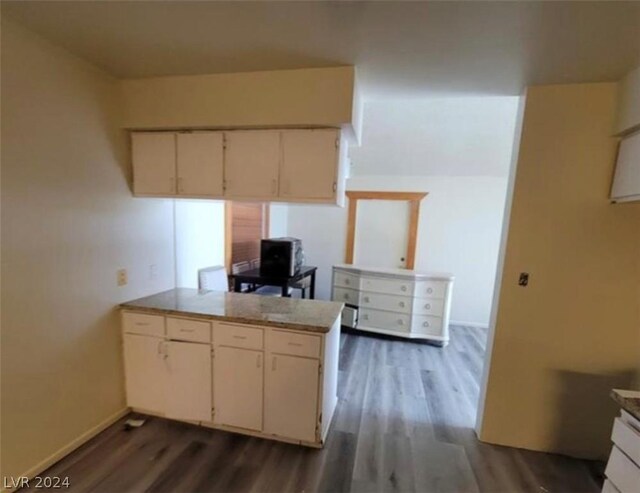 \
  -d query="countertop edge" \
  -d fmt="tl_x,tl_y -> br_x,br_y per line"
120,303 -> 341,334
333,264 -> 455,281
